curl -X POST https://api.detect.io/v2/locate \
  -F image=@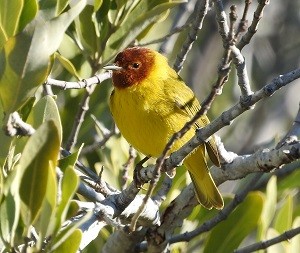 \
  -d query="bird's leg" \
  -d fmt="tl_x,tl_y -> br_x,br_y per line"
133,156 -> 150,188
